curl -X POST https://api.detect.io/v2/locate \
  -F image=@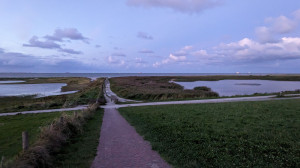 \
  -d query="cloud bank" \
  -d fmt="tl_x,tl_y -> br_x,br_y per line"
44,28 -> 89,43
